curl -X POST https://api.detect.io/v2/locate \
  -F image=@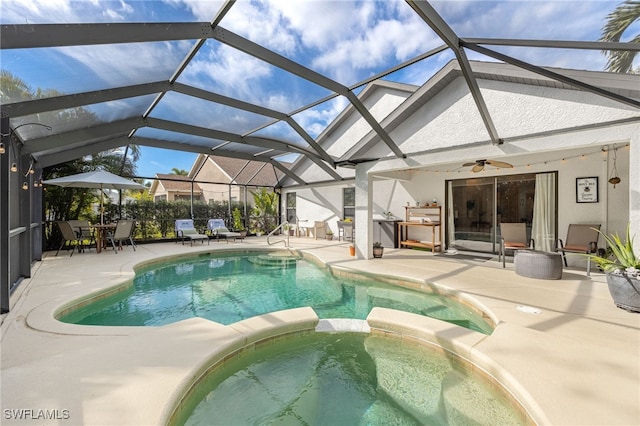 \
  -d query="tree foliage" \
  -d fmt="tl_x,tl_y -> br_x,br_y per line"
250,188 -> 279,233
600,0 -> 640,73
0,69 -> 142,222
